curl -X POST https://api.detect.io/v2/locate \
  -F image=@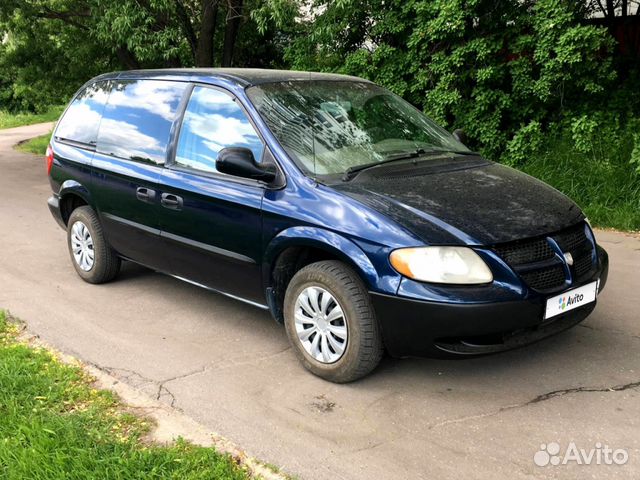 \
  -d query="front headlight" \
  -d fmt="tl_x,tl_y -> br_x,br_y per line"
389,246 -> 493,284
